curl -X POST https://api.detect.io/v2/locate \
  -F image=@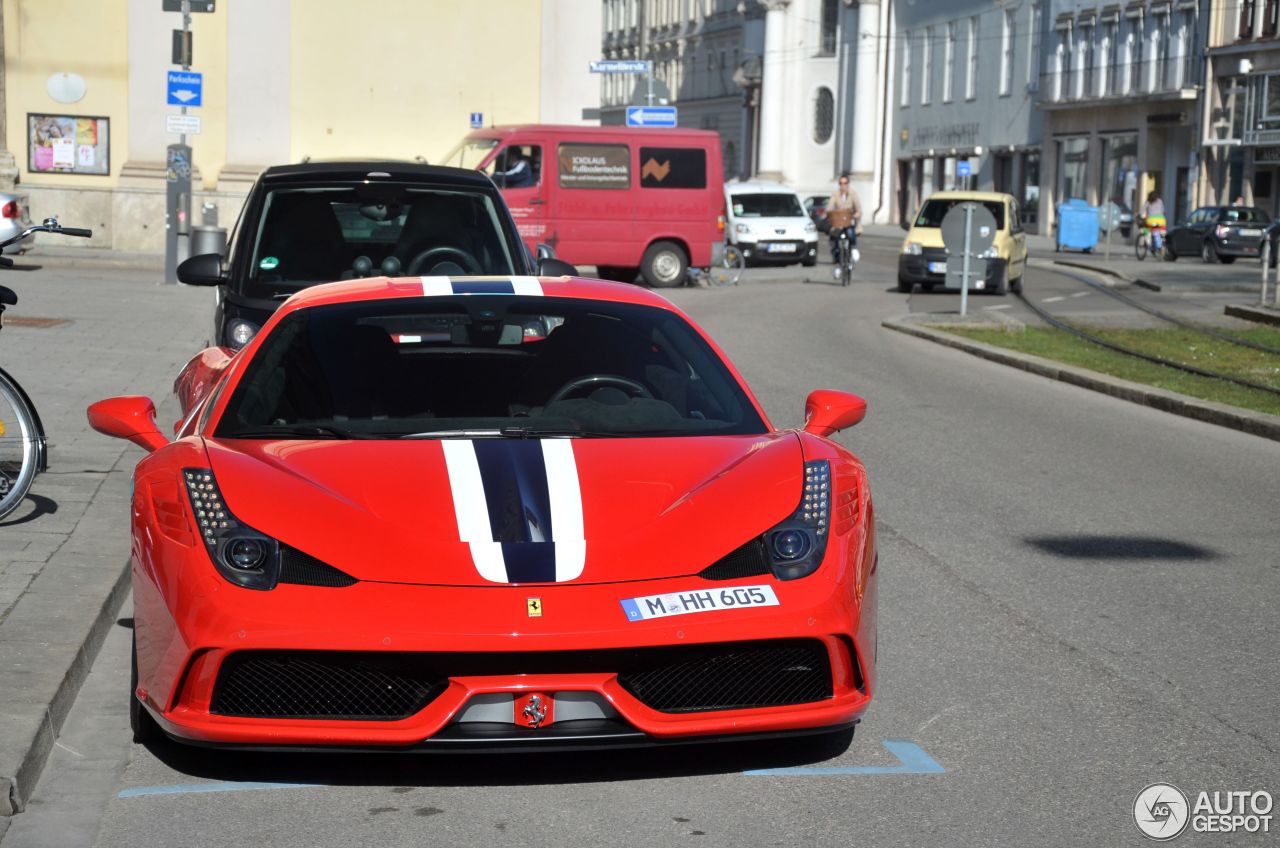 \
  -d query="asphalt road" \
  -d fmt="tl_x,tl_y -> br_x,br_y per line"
6,244 -> 1279,847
